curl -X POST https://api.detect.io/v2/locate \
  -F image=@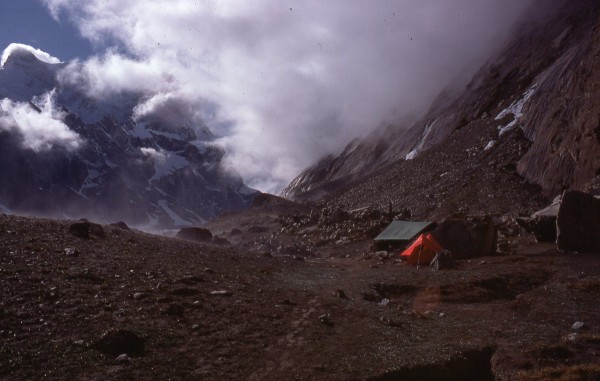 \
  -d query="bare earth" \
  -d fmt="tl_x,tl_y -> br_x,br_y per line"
1,213 -> 600,380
